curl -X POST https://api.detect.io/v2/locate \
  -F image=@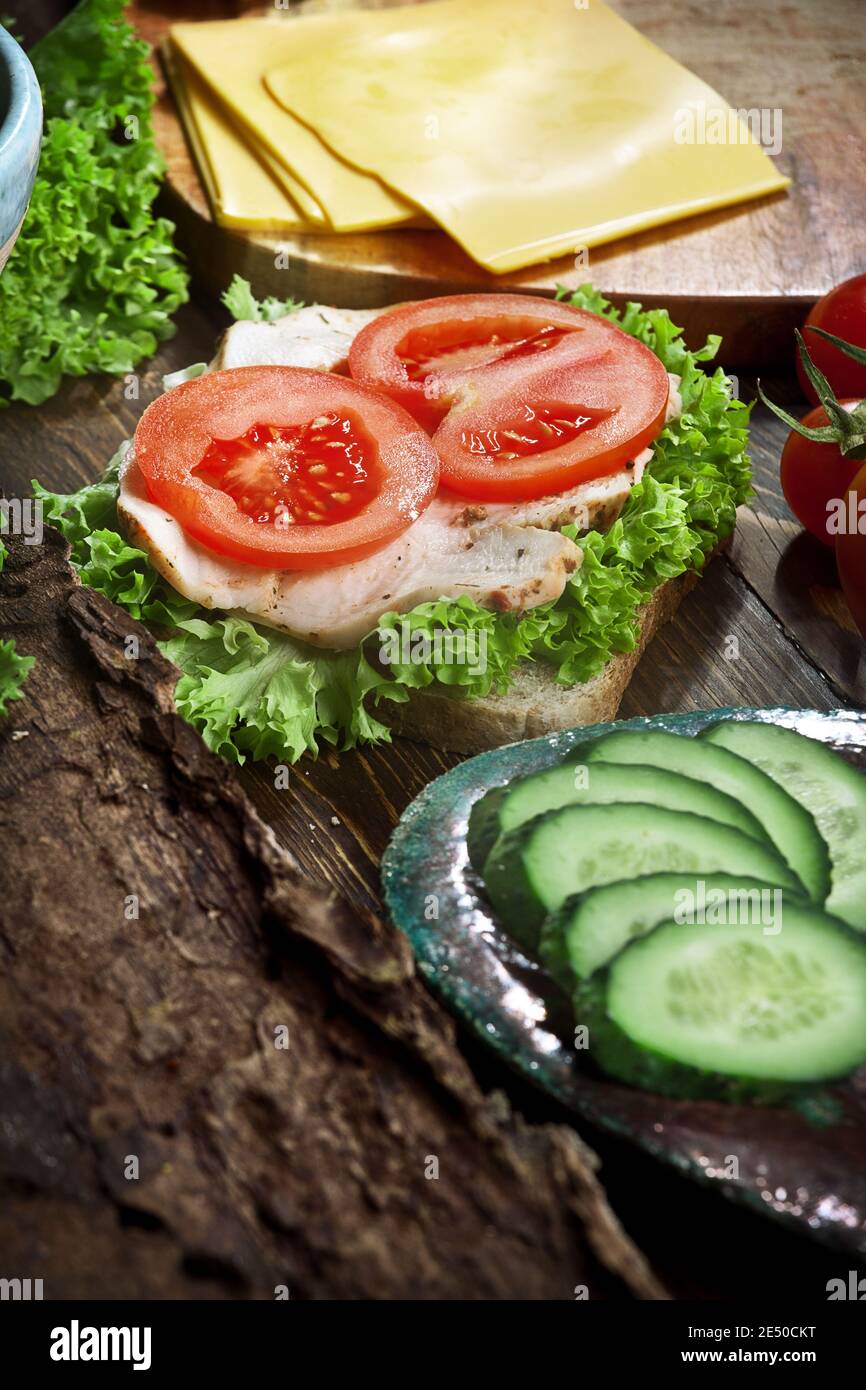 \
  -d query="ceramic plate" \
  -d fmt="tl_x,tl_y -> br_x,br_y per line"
382,708 -> 866,1256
